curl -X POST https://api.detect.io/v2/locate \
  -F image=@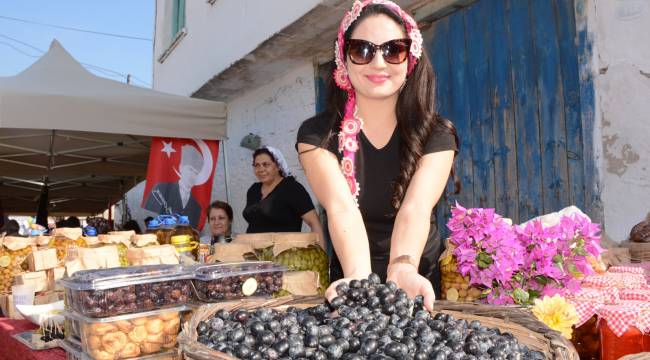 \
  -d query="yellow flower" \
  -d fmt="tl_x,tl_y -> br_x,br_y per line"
531,295 -> 579,339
